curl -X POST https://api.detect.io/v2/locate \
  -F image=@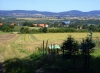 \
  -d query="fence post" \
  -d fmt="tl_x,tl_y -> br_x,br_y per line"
46,40 -> 48,55
43,40 -> 44,57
